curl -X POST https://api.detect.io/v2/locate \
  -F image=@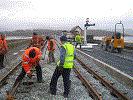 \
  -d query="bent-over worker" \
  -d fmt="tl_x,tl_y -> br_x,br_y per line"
13,47 -> 43,87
